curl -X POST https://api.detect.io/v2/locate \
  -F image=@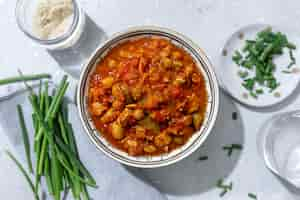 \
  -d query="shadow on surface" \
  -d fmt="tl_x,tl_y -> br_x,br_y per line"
47,14 -> 108,79
125,91 -> 245,196
274,172 -> 300,198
